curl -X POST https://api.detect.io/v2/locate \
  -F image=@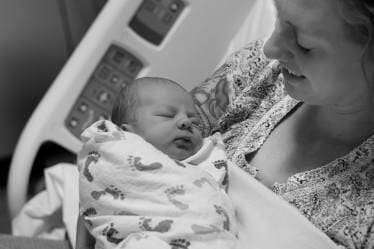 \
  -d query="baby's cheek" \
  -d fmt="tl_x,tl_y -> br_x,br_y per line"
193,137 -> 203,152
